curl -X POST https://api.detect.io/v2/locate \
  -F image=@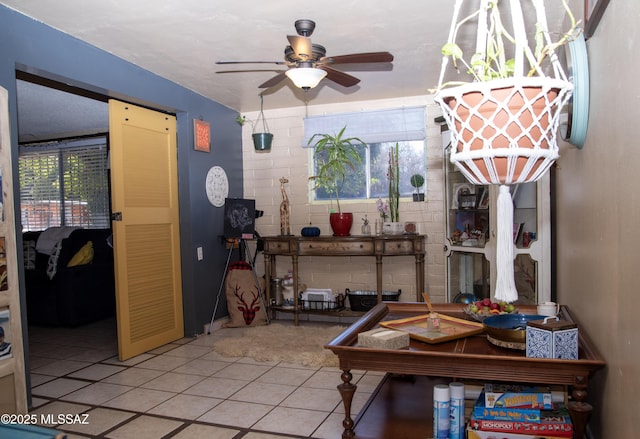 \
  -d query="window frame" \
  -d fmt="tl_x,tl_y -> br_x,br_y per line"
18,136 -> 110,231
